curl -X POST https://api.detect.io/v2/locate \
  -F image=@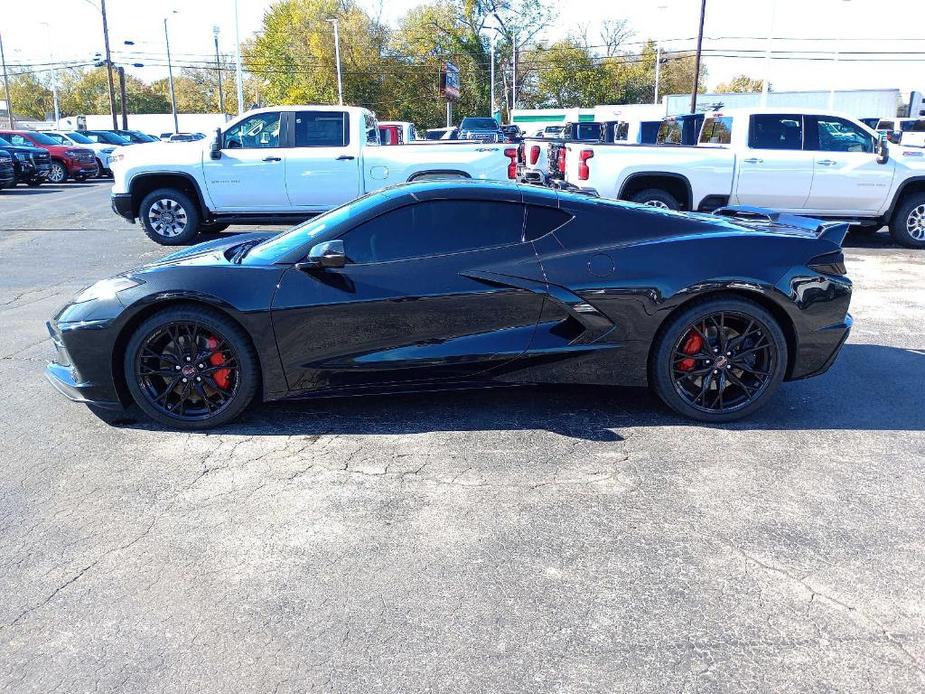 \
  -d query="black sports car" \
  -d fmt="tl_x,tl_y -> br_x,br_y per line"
46,181 -> 852,429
